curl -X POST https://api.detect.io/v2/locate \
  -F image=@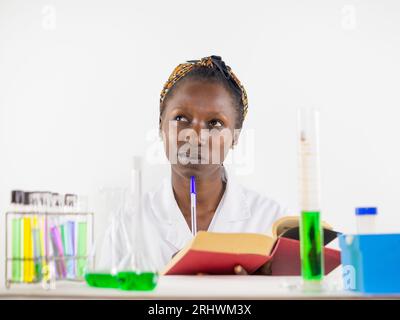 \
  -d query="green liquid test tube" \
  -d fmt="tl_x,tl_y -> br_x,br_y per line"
11,218 -> 22,282
77,222 -> 87,277
32,227 -> 42,282
60,224 -> 66,253
300,211 -> 324,280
